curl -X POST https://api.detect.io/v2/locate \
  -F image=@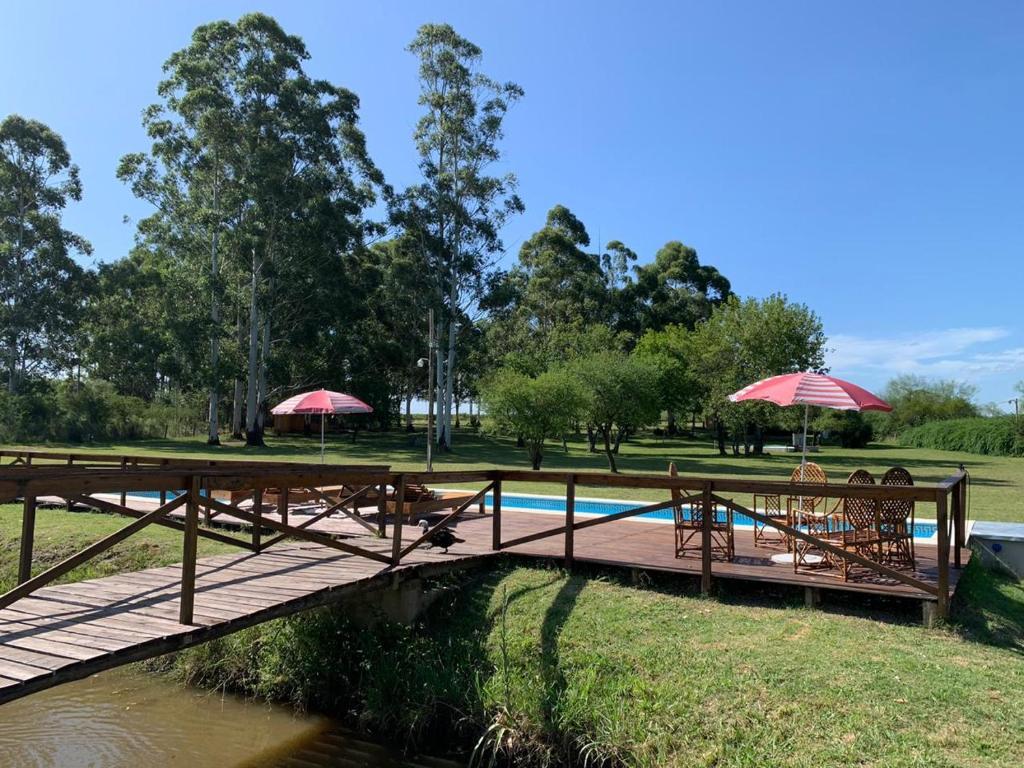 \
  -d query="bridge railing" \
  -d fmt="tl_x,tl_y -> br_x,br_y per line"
0,454 -> 968,623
